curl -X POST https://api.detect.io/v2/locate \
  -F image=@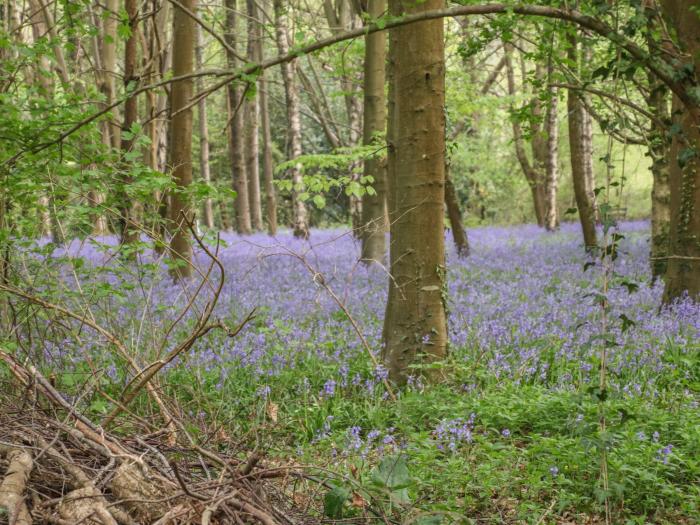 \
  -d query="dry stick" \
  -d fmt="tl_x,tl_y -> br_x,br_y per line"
0,282 -> 177,433
102,217 -> 256,425
3,3 -> 692,168
0,447 -> 33,525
